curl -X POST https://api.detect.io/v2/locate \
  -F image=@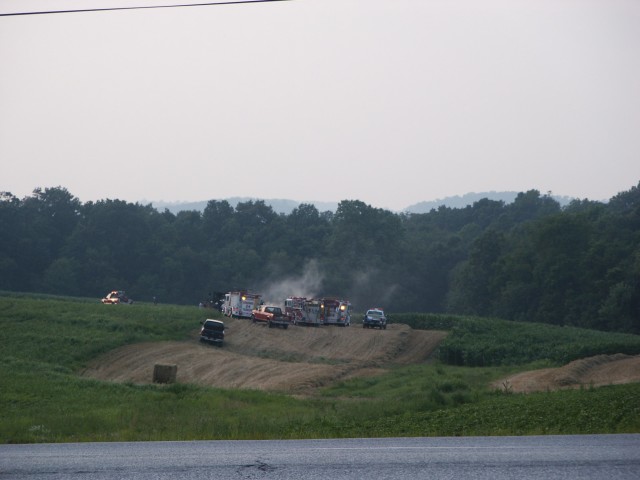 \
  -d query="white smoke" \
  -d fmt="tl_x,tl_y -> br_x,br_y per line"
259,259 -> 324,306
